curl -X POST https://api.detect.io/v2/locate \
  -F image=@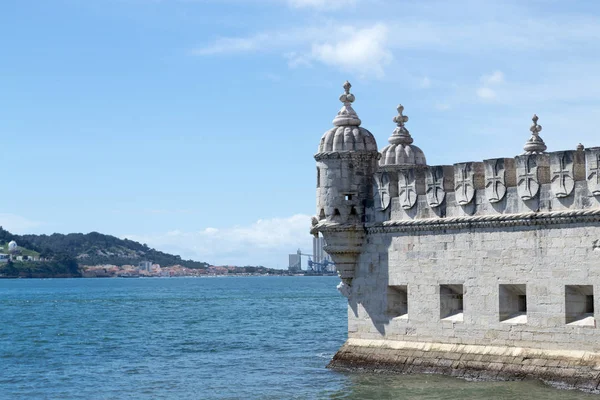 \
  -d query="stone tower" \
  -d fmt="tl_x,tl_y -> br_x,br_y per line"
313,81 -> 379,293
312,85 -> 600,391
